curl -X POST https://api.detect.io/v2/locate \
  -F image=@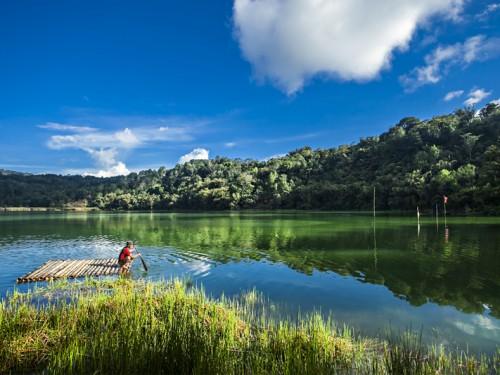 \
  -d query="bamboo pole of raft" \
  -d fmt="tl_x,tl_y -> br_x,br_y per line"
46,260 -> 72,280
53,259 -> 77,278
91,260 -> 103,276
104,258 -> 114,275
23,260 -> 56,280
104,260 -> 112,275
52,260 -> 77,279
108,258 -> 118,274
83,260 -> 96,278
101,260 -> 111,275
73,260 -> 89,278
24,260 -> 60,281
59,260 -> 82,278
54,260 -> 76,278
76,260 -> 93,278
79,260 -> 95,278
98,260 -> 108,275
94,262 -> 104,277
87,260 -> 101,277
67,260 -> 86,278
103,259 -> 114,276
73,260 -> 92,278
85,259 -> 98,276
49,260 -> 71,279
67,260 -> 85,279
19,260 -> 55,282
35,260 -> 68,281
74,260 -> 92,277
97,260 -> 108,276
